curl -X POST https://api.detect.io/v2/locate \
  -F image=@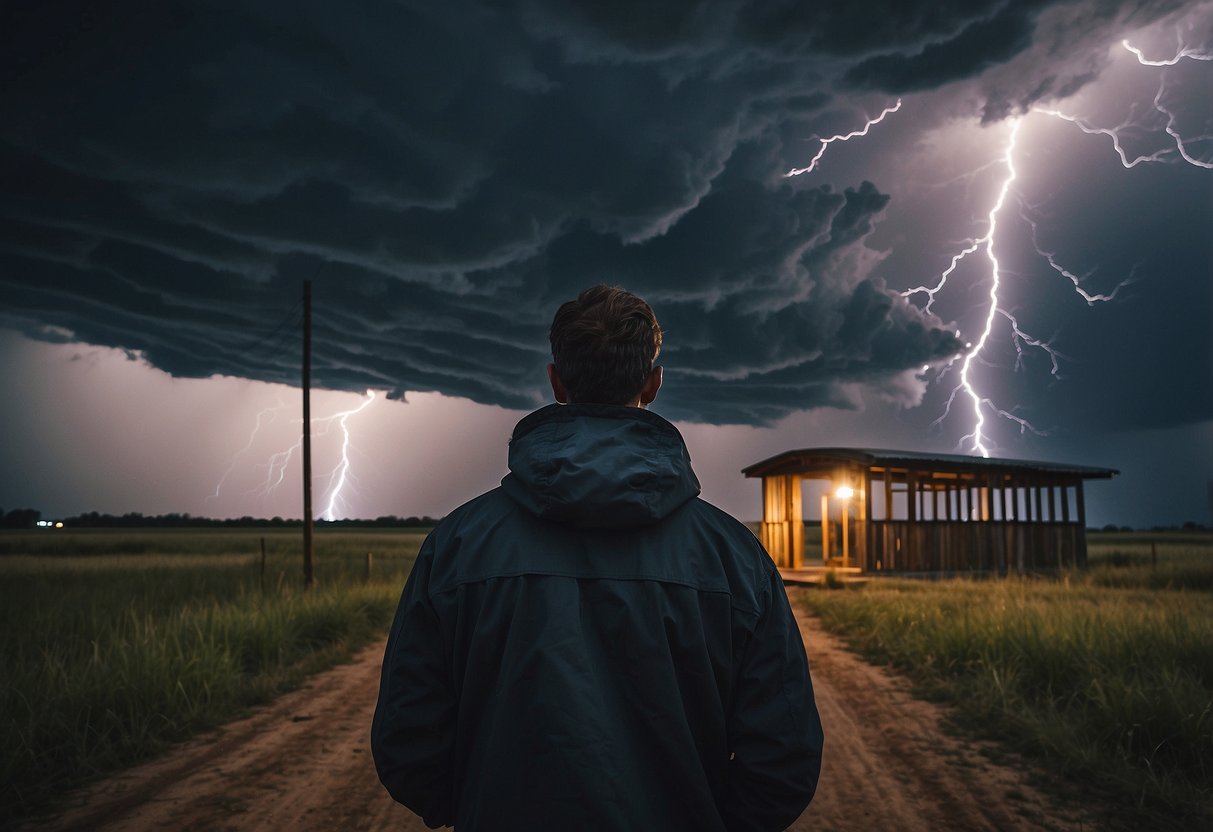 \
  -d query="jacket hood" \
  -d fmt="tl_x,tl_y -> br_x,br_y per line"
501,404 -> 701,530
